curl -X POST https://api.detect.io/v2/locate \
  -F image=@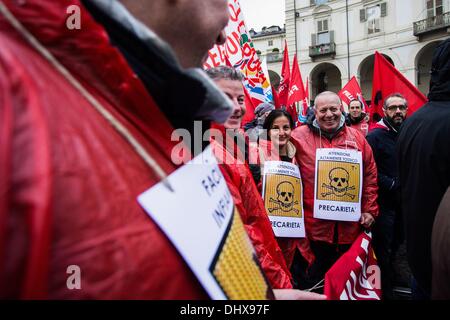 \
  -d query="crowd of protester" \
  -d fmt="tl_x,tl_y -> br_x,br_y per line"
0,0 -> 449,300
